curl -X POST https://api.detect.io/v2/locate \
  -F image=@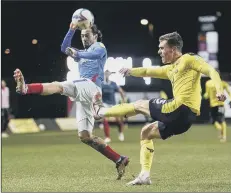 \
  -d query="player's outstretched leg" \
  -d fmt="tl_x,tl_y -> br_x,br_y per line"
93,92 -> 149,119
13,69 -> 63,95
127,122 -> 161,186
78,120 -> 129,180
